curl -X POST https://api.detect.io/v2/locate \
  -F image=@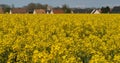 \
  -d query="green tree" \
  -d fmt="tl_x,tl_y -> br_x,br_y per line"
62,4 -> 71,13
0,4 -> 11,13
101,6 -> 110,13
